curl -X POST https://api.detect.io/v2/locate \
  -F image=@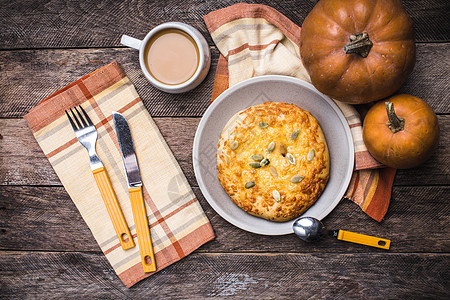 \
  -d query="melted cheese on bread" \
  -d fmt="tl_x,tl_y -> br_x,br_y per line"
217,102 -> 329,222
